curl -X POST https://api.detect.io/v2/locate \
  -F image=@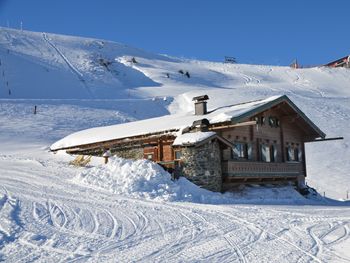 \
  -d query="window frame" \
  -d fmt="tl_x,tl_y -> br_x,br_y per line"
174,150 -> 182,161
260,144 -> 277,163
144,153 -> 154,161
232,142 -> 252,160
286,144 -> 302,162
